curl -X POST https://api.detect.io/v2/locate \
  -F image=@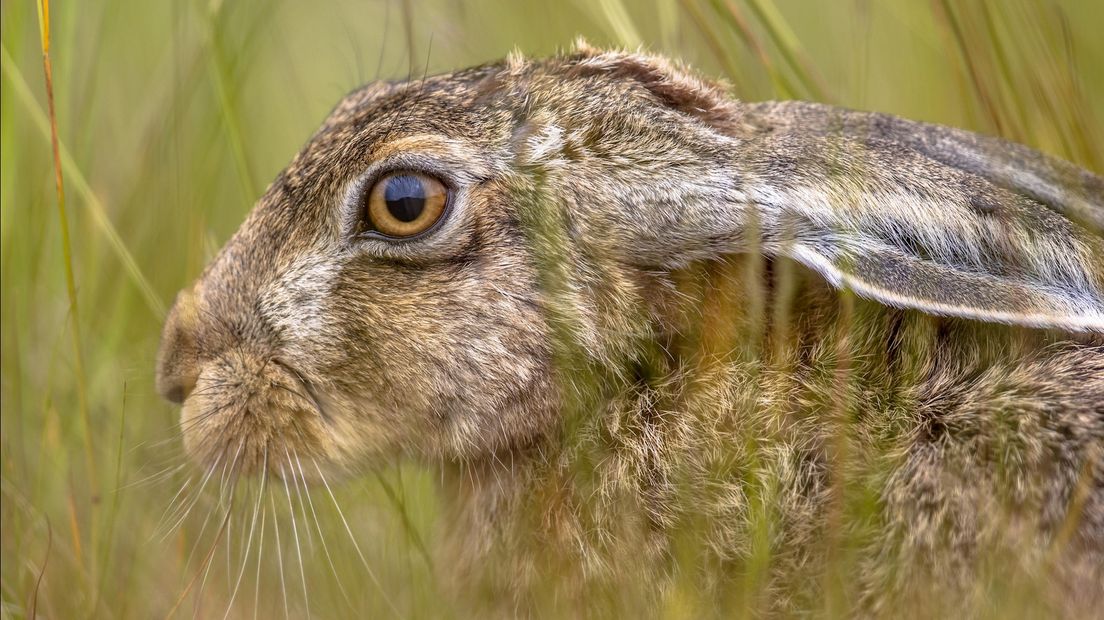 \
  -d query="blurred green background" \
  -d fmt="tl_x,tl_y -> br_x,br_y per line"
2,0 -> 1102,617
